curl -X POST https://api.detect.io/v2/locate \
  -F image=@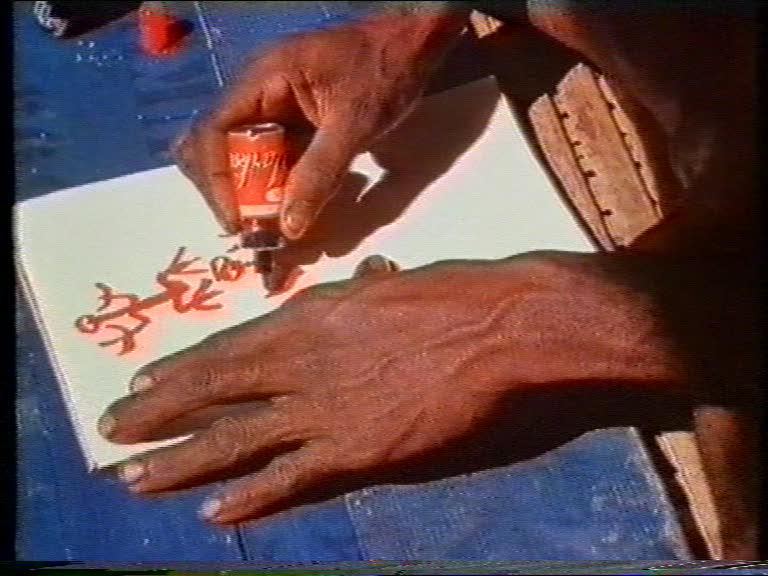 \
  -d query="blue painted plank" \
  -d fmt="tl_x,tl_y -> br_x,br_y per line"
16,292 -> 244,561
197,0 -> 371,86
344,428 -> 692,561
14,0 -> 240,560
14,1 -> 220,200
236,500 -> 363,563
